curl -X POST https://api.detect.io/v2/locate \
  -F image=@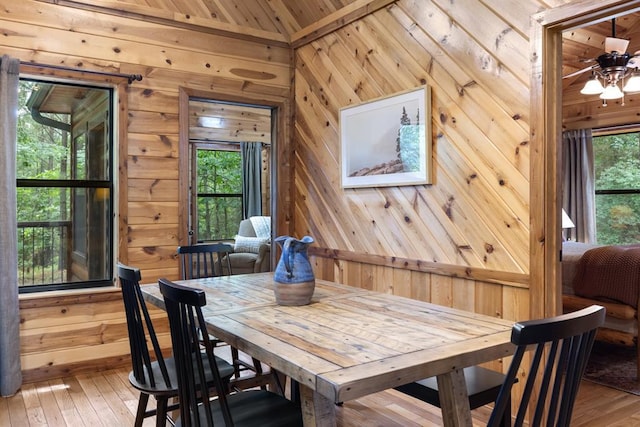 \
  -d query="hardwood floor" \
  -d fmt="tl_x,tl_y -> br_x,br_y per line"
2,366 -> 640,426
